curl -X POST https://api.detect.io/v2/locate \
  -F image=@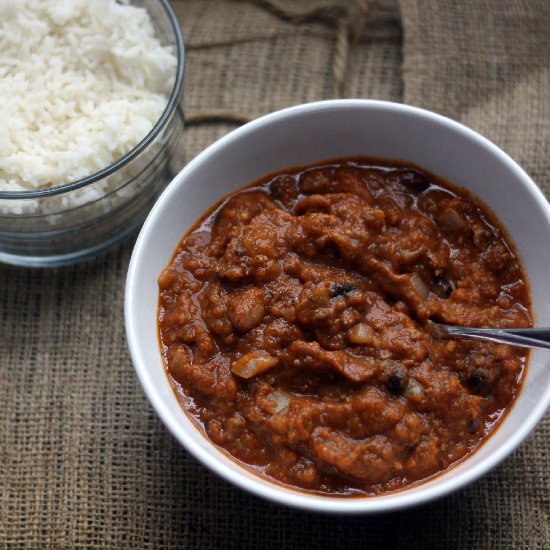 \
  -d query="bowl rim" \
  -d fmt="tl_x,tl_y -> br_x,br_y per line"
0,0 -> 185,201
125,99 -> 550,513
